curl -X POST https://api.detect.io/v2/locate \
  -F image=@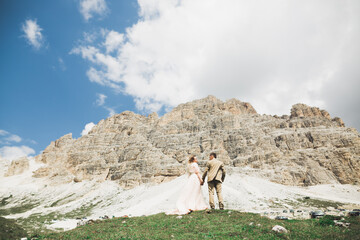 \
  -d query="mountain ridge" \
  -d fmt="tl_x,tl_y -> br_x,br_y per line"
4,95 -> 360,188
